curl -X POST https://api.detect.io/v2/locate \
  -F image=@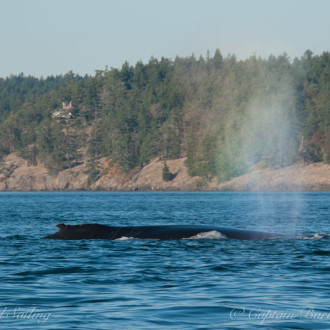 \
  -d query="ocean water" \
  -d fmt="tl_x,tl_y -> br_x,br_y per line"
0,192 -> 329,329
